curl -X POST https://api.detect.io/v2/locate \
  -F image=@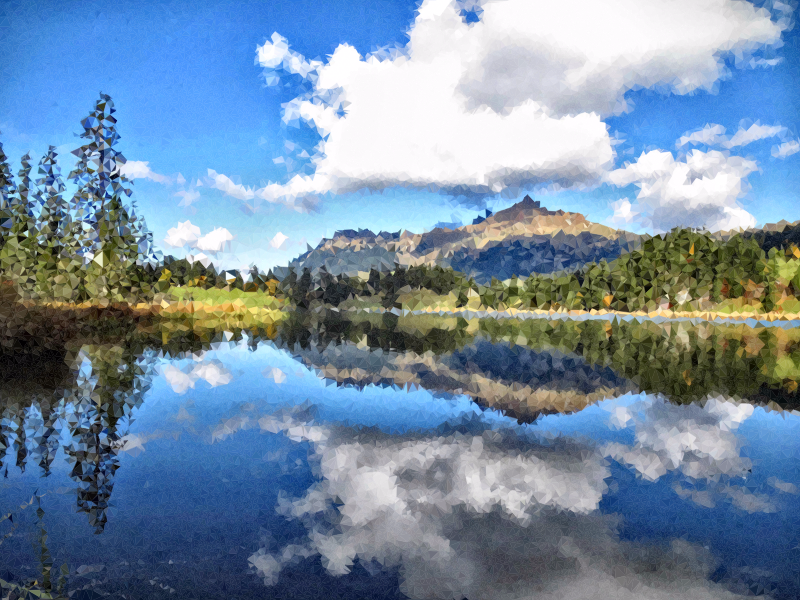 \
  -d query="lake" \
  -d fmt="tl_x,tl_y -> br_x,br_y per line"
1,311 -> 800,599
